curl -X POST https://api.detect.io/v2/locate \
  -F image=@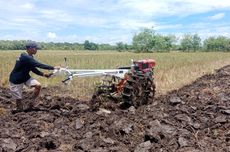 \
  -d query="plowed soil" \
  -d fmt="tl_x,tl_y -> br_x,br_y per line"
0,65 -> 229,152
